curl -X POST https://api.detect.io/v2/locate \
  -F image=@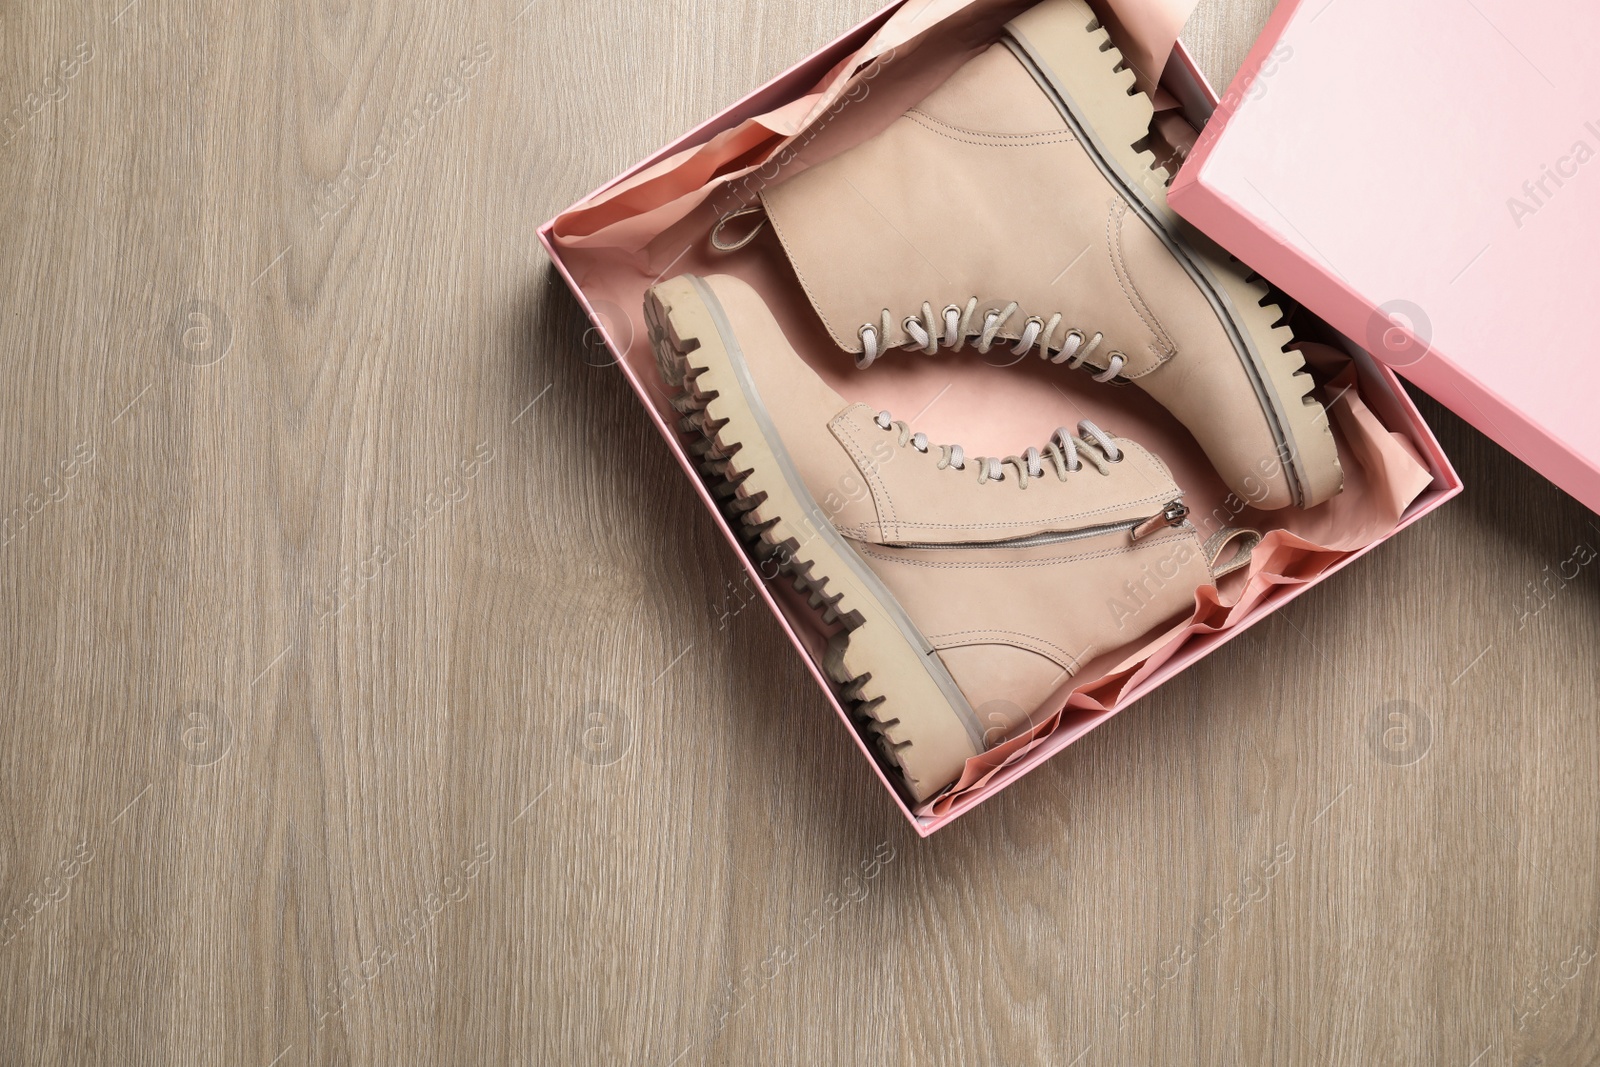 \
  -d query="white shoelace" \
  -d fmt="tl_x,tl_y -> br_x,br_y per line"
873,411 -> 1123,488
858,299 -> 1126,382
